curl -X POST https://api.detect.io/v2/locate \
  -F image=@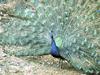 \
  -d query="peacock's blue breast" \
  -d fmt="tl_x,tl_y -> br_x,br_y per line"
51,40 -> 60,57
